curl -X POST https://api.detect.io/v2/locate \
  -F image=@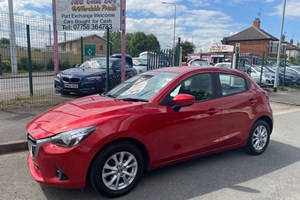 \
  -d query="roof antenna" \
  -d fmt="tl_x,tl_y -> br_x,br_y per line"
257,8 -> 262,19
